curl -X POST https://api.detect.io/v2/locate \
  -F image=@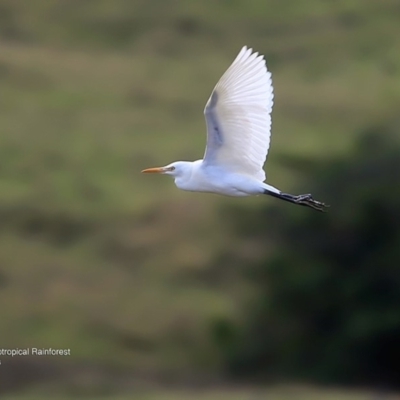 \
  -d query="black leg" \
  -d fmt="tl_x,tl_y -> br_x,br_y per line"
264,190 -> 329,212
